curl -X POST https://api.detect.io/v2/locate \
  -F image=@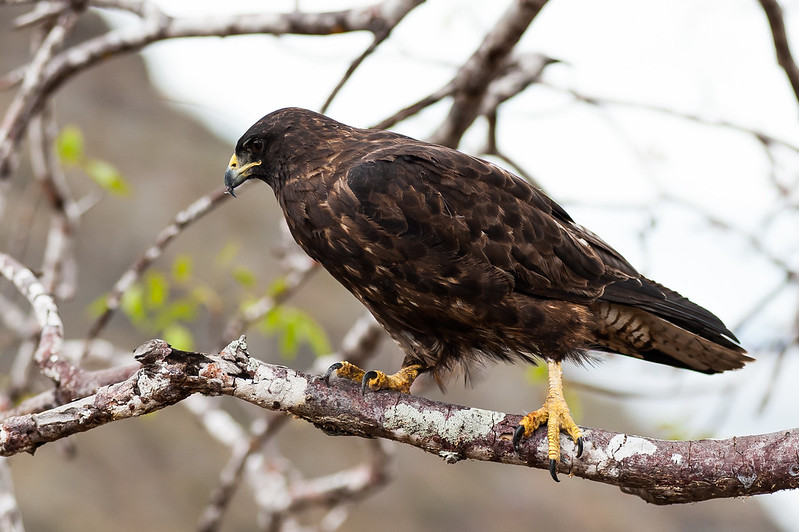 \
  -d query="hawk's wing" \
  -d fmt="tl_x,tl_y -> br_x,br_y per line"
345,145 -> 633,302
345,144 -> 740,348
